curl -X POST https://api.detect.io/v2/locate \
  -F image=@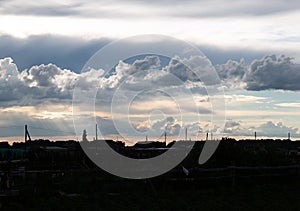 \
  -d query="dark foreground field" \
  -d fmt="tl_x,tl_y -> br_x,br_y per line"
2,175 -> 300,211
0,139 -> 300,210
